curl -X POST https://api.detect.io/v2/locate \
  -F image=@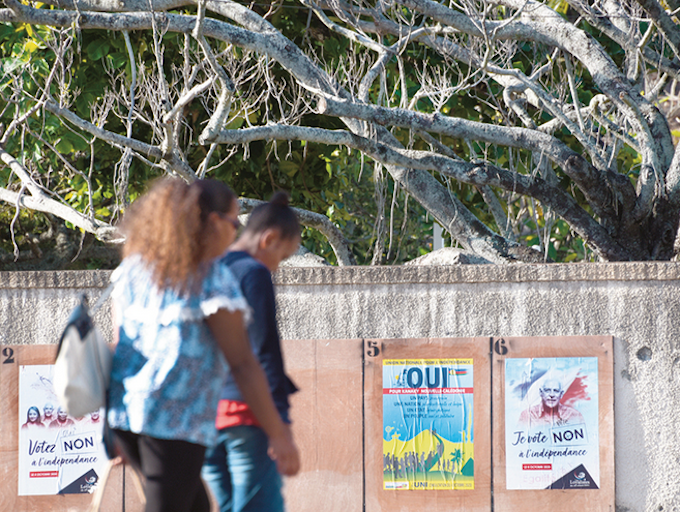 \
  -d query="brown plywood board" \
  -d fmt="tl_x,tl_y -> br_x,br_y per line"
282,338 -> 364,512
0,345 -> 124,512
363,337 -> 491,512
123,465 -> 146,512
492,336 -> 614,512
